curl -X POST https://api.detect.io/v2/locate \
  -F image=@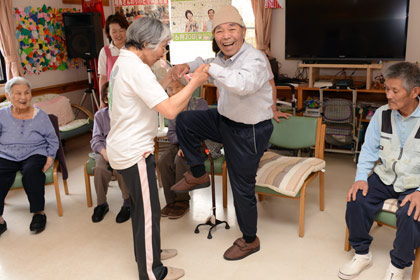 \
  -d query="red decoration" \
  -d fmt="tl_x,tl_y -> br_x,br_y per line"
82,0 -> 105,27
